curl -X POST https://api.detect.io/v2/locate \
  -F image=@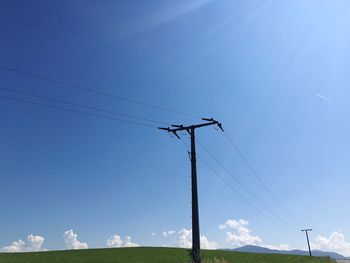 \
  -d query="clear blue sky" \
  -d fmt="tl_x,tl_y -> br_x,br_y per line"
1,0 -> 349,254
